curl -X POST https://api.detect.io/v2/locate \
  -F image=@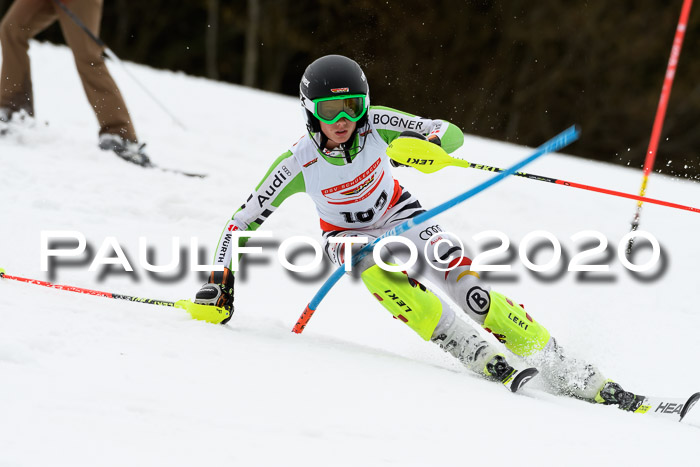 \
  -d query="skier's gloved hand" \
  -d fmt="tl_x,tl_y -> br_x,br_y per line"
398,130 -> 442,146
427,134 -> 441,146
389,159 -> 410,168
195,267 -> 234,323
